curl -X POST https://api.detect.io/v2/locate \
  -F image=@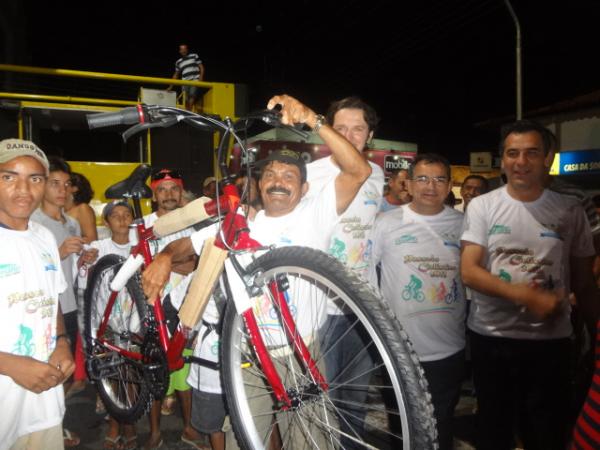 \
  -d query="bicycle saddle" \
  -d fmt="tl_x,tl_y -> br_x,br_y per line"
105,164 -> 153,199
